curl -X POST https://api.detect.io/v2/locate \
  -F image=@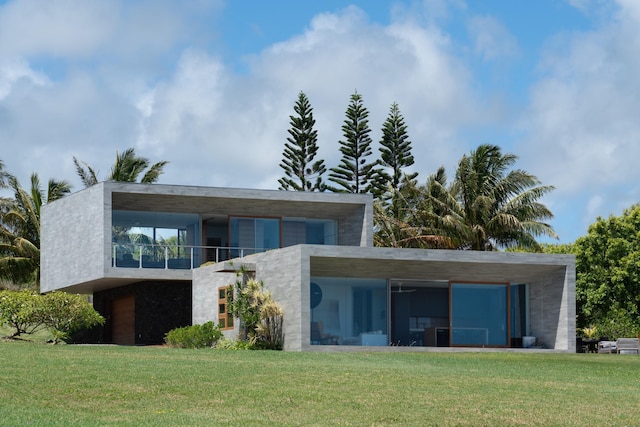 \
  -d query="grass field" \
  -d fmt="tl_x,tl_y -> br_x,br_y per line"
0,340 -> 639,426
